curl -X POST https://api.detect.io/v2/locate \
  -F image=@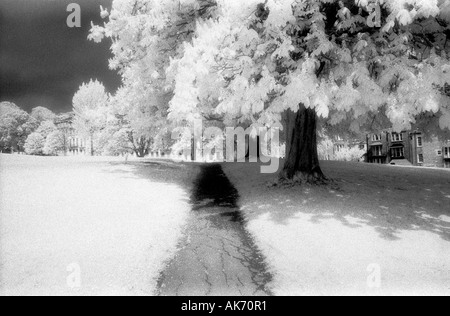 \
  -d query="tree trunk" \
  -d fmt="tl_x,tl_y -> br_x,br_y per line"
135,146 -> 148,158
279,105 -> 326,182
90,135 -> 94,156
245,135 -> 260,160
134,137 -> 150,158
63,134 -> 68,156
